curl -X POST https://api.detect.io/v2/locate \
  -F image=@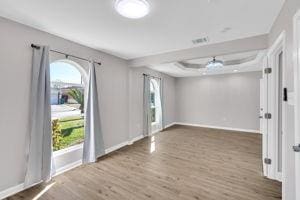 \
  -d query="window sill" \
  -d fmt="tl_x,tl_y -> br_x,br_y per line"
53,143 -> 83,158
